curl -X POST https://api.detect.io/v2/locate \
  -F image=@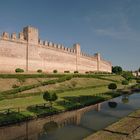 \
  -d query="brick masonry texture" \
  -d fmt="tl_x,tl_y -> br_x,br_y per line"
0,26 -> 112,73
